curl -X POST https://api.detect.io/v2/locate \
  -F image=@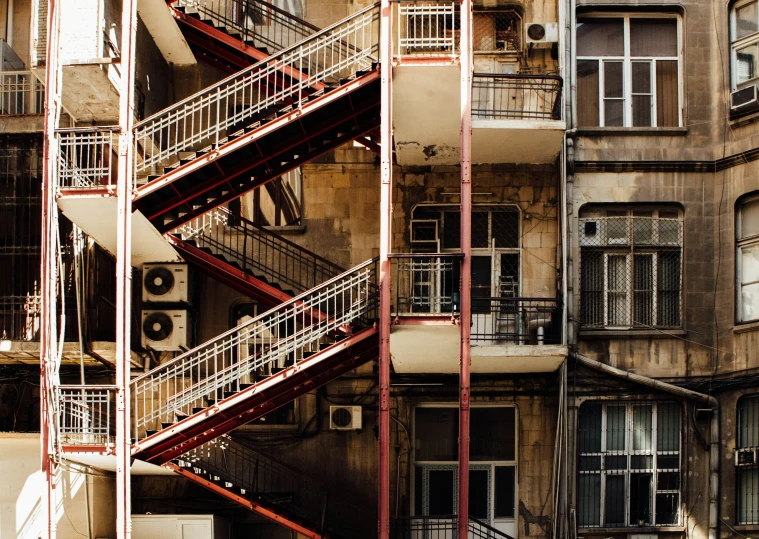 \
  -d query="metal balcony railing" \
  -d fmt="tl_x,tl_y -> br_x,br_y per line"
170,0 -> 320,54
472,73 -> 562,121
397,1 -> 458,56
131,258 -> 378,440
471,297 -> 562,345
0,71 -> 44,115
391,253 -> 463,315
391,515 -> 515,539
134,3 -> 379,178
57,385 -> 117,446
176,206 -> 344,295
180,436 -> 368,537
55,127 -> 118,189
